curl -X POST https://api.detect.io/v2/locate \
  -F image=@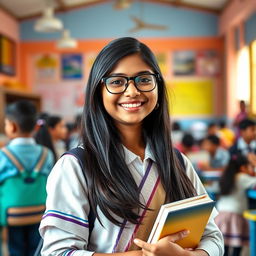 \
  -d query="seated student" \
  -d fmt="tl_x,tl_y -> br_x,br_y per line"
0,100 -> 54,256
176,133 -> 199,156
229,119 -> 256,168
200,135 -> 230,171
218,120 -> 235,149
171,121 -> 184,147
67,114 -> 82,150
